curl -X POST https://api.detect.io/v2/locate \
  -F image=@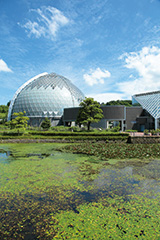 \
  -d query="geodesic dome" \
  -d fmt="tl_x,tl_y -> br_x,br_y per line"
8,72 -> 85,126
